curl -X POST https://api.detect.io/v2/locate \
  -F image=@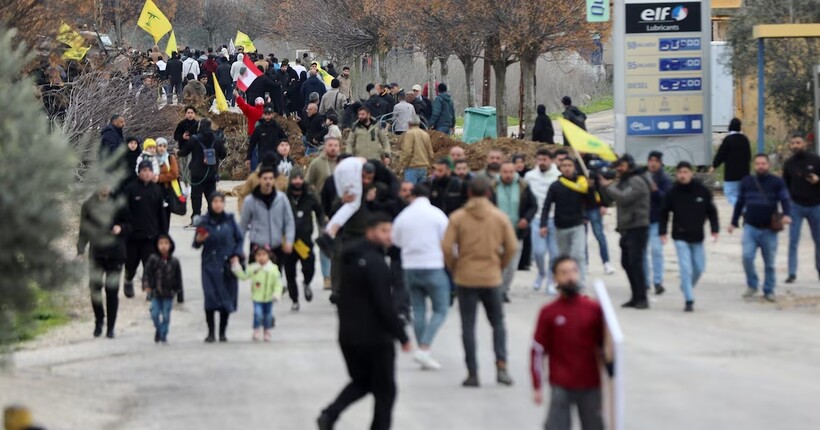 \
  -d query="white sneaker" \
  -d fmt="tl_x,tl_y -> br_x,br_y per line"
546,283 -> 558,296
604,262 -> 616,275
413,350 -> 442,370
533,275 -> 544,291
